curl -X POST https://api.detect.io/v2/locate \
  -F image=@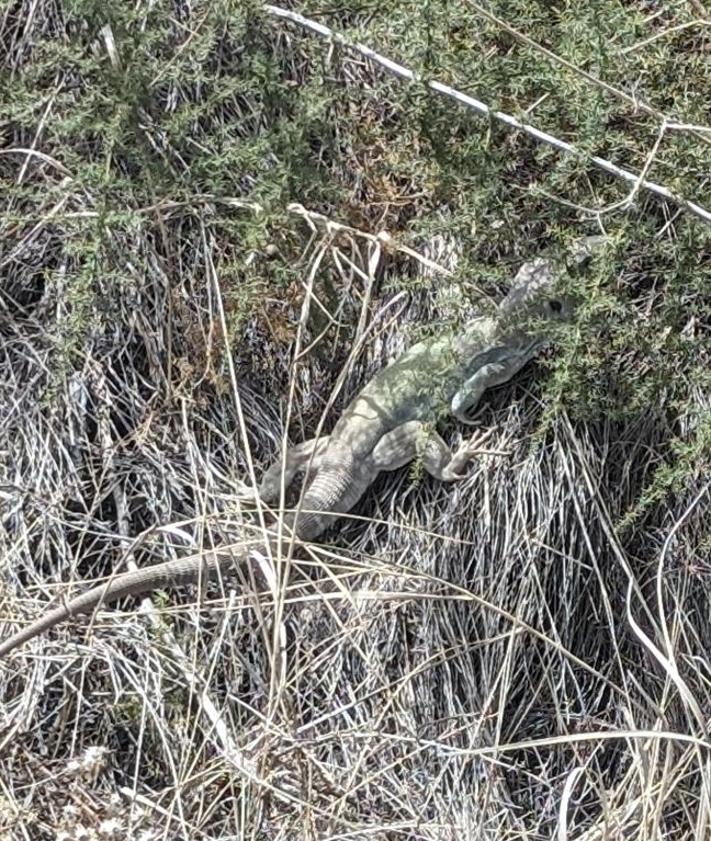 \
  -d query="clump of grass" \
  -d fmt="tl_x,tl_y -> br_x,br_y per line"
1,1 -> 710,838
